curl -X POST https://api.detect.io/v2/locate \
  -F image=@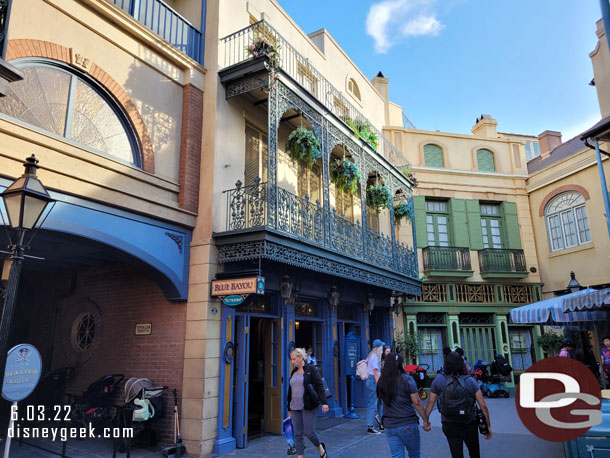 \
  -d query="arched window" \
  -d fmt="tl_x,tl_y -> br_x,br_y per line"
347,78 -> 361,101
477,149 -> 495,172
424,144 -> 444,167
0,60 -> 140,165
545,191 -> 591,252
